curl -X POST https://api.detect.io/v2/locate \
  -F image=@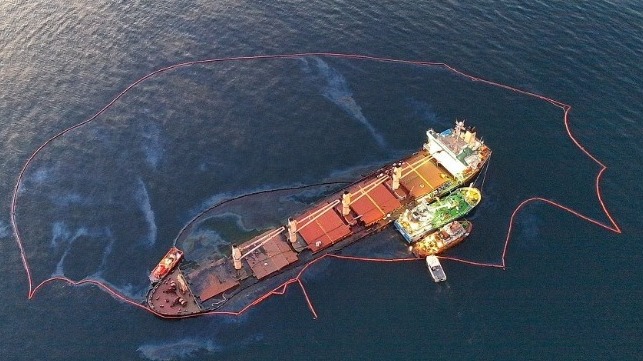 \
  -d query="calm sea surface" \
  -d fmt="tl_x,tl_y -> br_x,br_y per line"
1,1 -> 641,360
